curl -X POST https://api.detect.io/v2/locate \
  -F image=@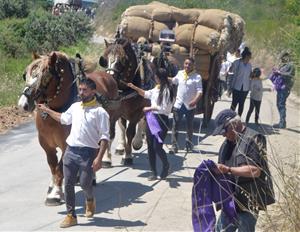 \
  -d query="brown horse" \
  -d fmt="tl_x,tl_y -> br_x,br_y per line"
99,38 -> 155,165
18,51 -> 118,205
